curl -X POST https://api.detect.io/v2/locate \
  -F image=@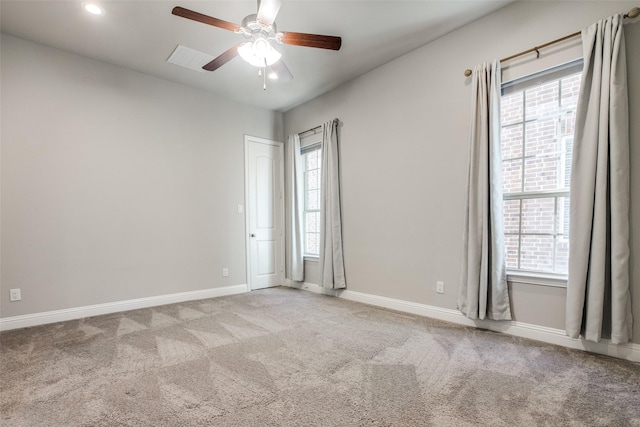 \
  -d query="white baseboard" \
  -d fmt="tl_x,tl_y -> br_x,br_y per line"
0,284 -> 249,332
5,283 -> 638,362
338,289 -> 640,363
